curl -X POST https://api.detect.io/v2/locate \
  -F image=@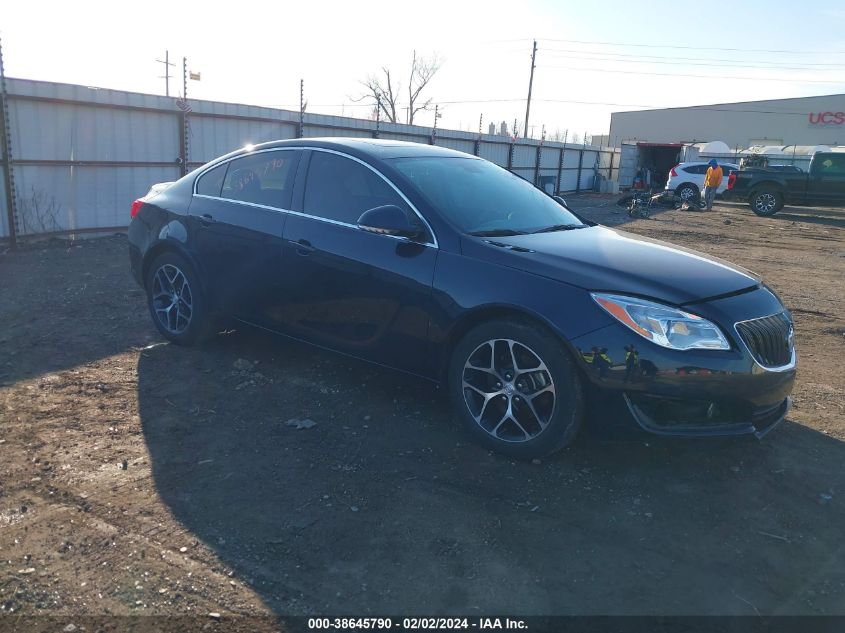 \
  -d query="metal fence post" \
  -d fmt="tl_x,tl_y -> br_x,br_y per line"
556,147 -> 564,195
533,143 -> 542,186
576,149 -> 584,193
608,150 -> 615,182
507,140 -> 515,172
179,57 -> 189,177
0,36 -> 18,247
